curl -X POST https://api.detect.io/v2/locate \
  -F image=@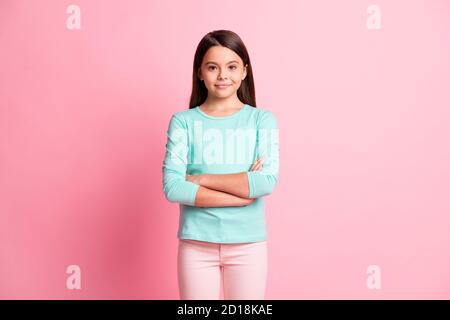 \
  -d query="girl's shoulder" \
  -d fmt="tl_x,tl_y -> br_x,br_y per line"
170,107 -> 198,121
247,105 -> 277,124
